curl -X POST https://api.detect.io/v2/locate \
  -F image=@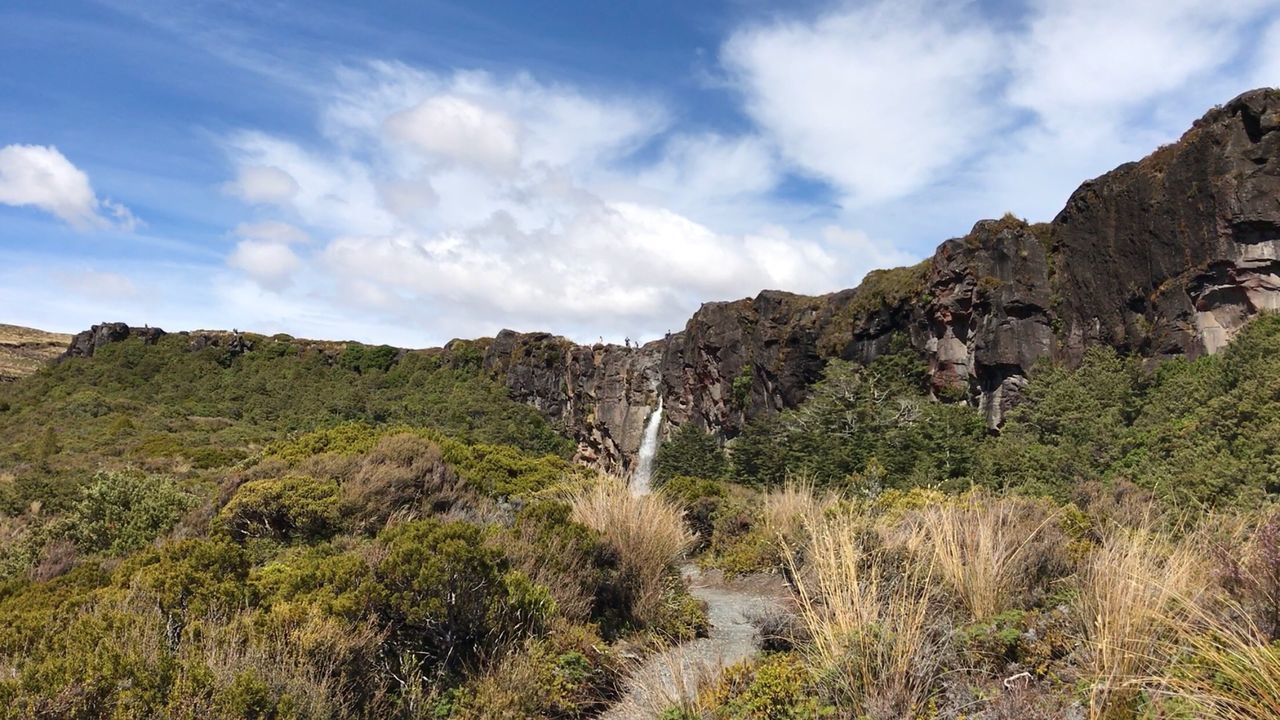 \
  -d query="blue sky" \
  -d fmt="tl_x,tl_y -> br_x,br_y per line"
2,0 -> 1278,346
